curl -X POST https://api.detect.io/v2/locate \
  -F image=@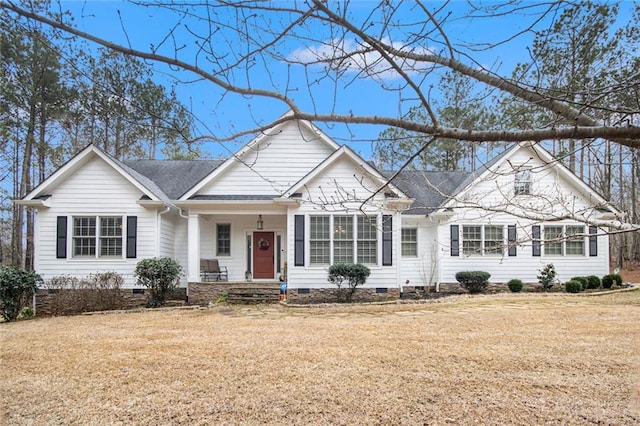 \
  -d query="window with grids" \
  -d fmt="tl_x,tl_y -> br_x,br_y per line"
462,226 -> 482,256
357,216 -> 377,264
73,216 -> 122,257
484,226 -> 504,255
99,217 -> 122,256
309,216 -> 330,265
309,215 -> 380,265
333,215 -> 353,264
514,169 -> 531,195
401,228 -> 418,257
73,217 -> 96,256
565,226 -> 585,255
544,226 -> 564,255
216,224 -> 231,256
